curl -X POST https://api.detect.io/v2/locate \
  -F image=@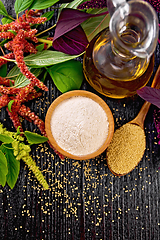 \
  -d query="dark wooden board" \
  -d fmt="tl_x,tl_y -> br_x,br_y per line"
0,1 -> 160,239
